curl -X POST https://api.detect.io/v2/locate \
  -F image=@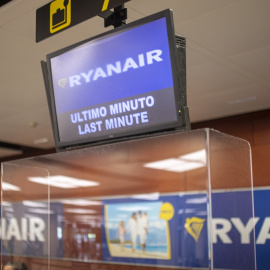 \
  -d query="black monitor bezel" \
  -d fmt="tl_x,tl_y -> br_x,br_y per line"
44,9 -> 187,151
